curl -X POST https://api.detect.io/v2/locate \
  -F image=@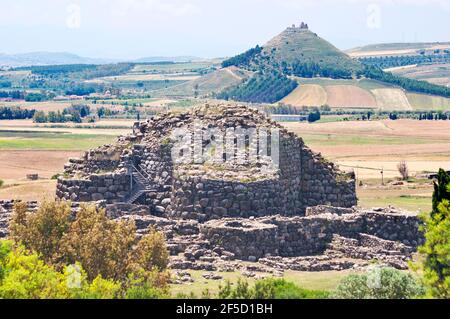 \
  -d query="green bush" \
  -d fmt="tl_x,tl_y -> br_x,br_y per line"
125,282 -> 169,299
218,278 -> 328,299
0,179 -> 3,188
9,200 -> 169,282
0,240 -> 168,299
331,267 -> 425,299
